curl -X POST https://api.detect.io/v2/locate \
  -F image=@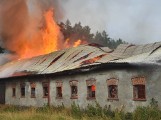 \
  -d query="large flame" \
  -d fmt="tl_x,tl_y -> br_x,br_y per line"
19,9 -> 63,59
42,9 -> 62,54
18,9 -> 87,59
0,1 -> 88,61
